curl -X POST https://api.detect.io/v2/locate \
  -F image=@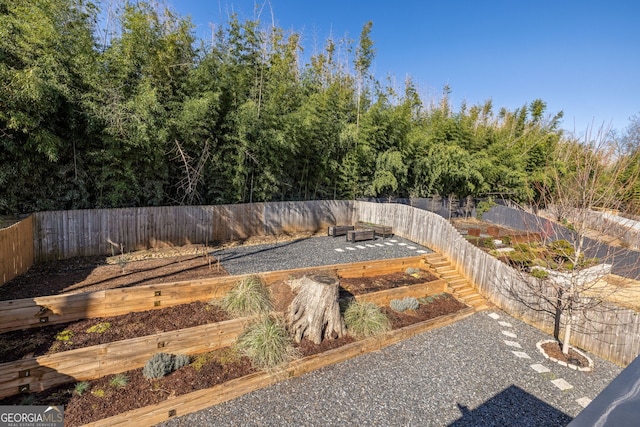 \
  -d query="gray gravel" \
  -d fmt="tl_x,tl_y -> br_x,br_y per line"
157,236 -> 623,427
211,235 -> 432,275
